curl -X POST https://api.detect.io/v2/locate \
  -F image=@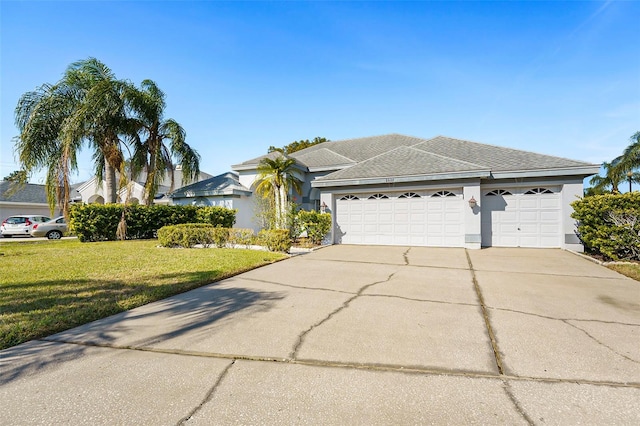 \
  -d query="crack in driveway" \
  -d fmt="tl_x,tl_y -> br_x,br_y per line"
501,379 -> 534,425
177,359 -> 235,424
289,271 -> 399,359
564,321 -> 640,364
